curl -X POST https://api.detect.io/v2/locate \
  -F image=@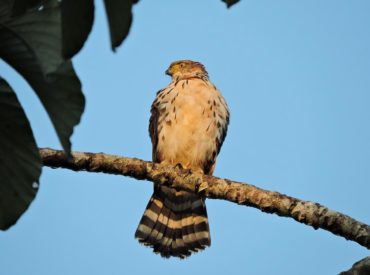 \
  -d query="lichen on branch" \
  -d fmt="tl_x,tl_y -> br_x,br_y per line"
39,148 -> 370,249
